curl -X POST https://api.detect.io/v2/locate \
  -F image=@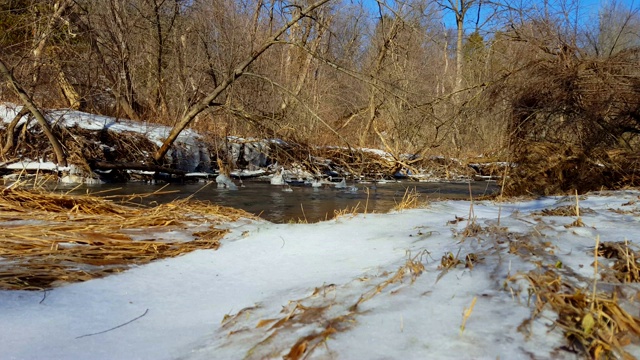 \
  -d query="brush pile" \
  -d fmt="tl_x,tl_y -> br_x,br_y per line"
271,144 -> 475,181
502,48 -> 640,195
505,143 -> 640,196
0,185 -> 254,290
